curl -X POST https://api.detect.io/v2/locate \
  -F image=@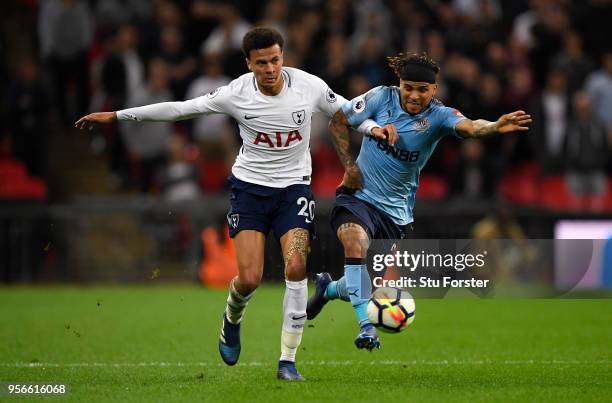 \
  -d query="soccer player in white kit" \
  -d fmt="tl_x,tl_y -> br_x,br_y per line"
75,27 -> 381,381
